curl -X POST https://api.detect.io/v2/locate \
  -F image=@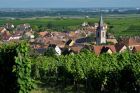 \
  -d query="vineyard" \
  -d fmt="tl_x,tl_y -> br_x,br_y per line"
0,42 -> 140,93
1,16 -> 140,37
31,50 -> 140,93
0,42 -> 34,93
122,25 -> 140,36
